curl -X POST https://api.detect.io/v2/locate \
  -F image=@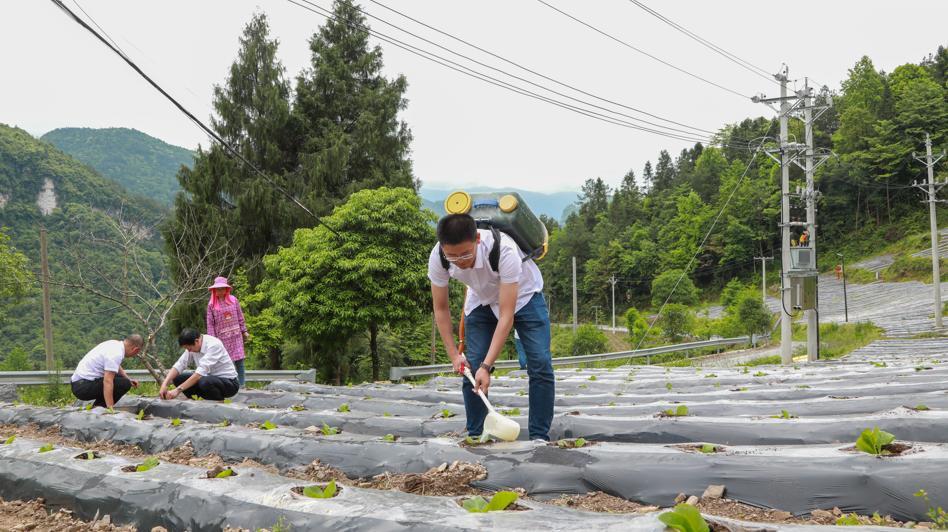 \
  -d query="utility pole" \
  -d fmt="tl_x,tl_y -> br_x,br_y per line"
592,305 -> 600,327
776,68 -> 794,365
572,256 -> 578,332
913,132 -> 947,329
754,256 -> 773,303
40,227 -> 54,372
836,252 -> 848,323
609,275 -> 618,331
